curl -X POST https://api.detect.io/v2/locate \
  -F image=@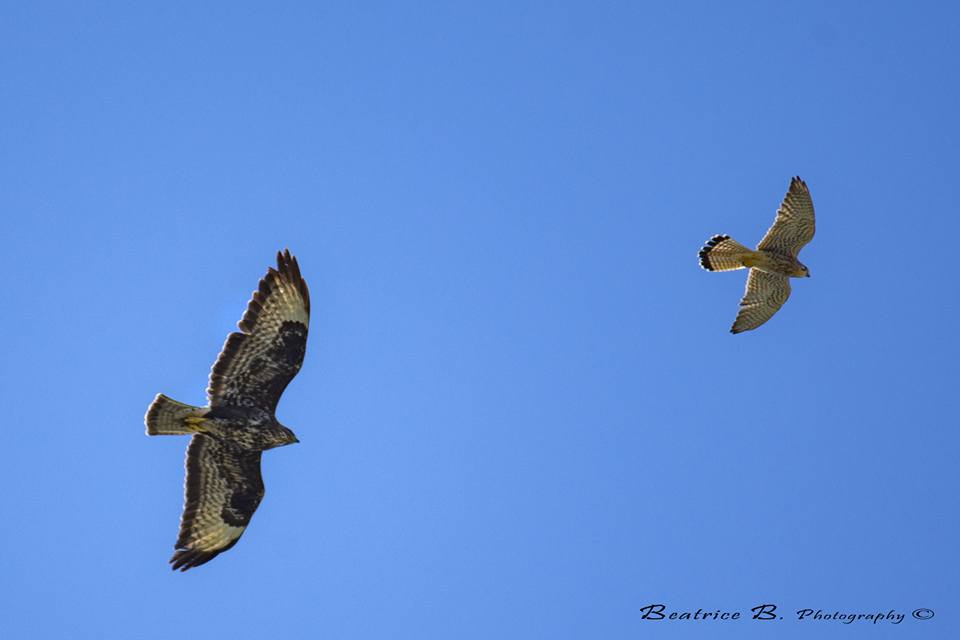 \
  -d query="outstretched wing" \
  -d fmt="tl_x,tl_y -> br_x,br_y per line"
170,435 -> 264,571
207,250 -> 310,411
756,176 -> 815,257
730,269 -> 791,334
